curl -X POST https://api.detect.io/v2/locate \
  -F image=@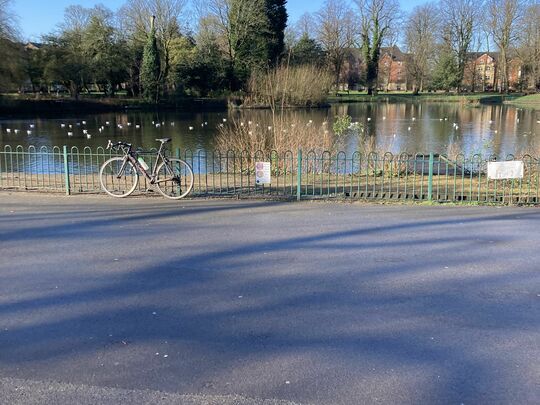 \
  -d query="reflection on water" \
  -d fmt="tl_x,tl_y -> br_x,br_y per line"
0,103 -> 538,156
